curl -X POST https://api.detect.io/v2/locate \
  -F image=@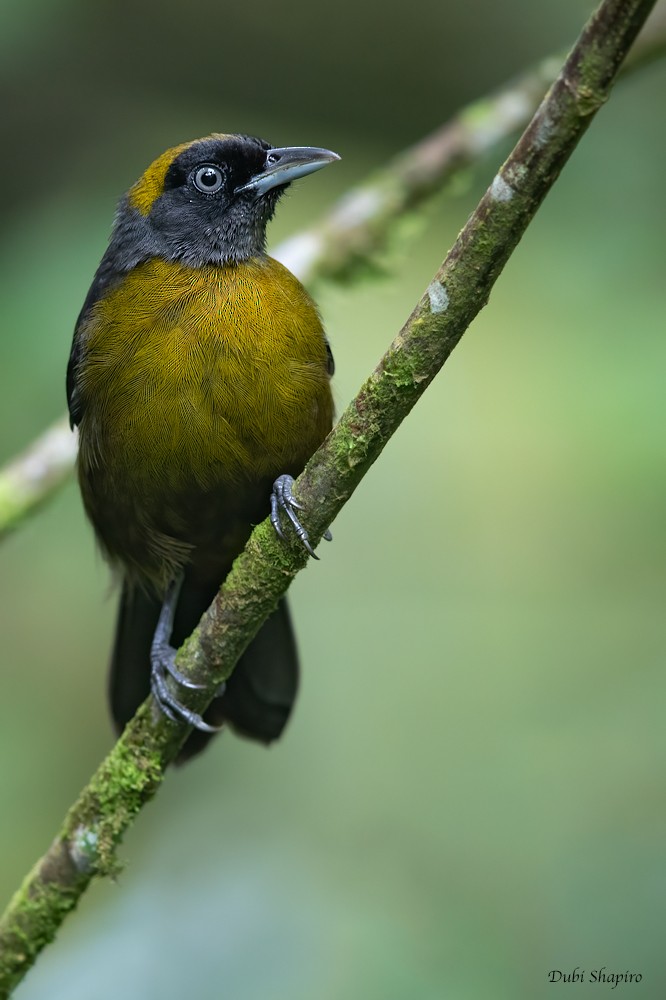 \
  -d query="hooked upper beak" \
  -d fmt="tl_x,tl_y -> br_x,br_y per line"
235,146 -> 341,196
